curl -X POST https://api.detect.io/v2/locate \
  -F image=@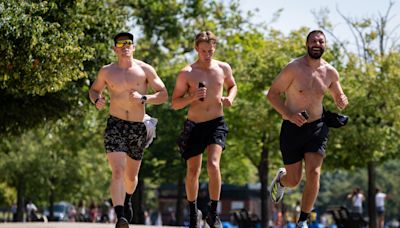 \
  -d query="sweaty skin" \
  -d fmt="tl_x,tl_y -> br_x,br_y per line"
90,60 -> 166,121
89,38 -> 167,122
266,31 -> 348,214
267,33 -> 347,127
171,42 -> 237,122
171,40 -> 237,206
88,35 -> 167,219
